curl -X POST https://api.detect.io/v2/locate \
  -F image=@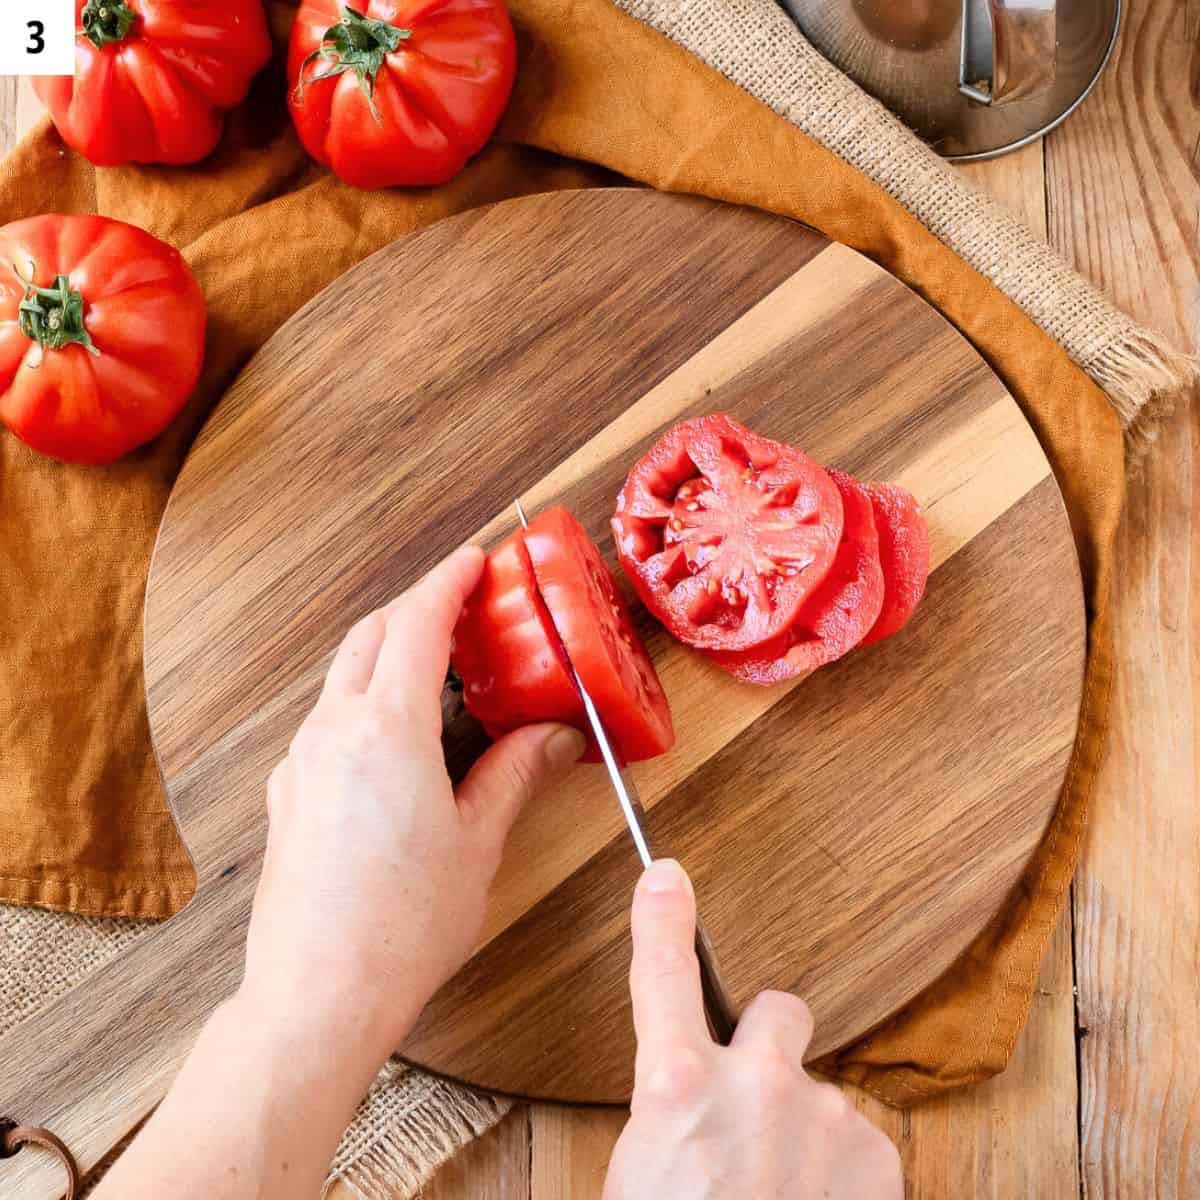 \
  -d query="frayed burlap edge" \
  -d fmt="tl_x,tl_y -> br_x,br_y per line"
614,0 -> 1198,459
327,1066 -> 512,1199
